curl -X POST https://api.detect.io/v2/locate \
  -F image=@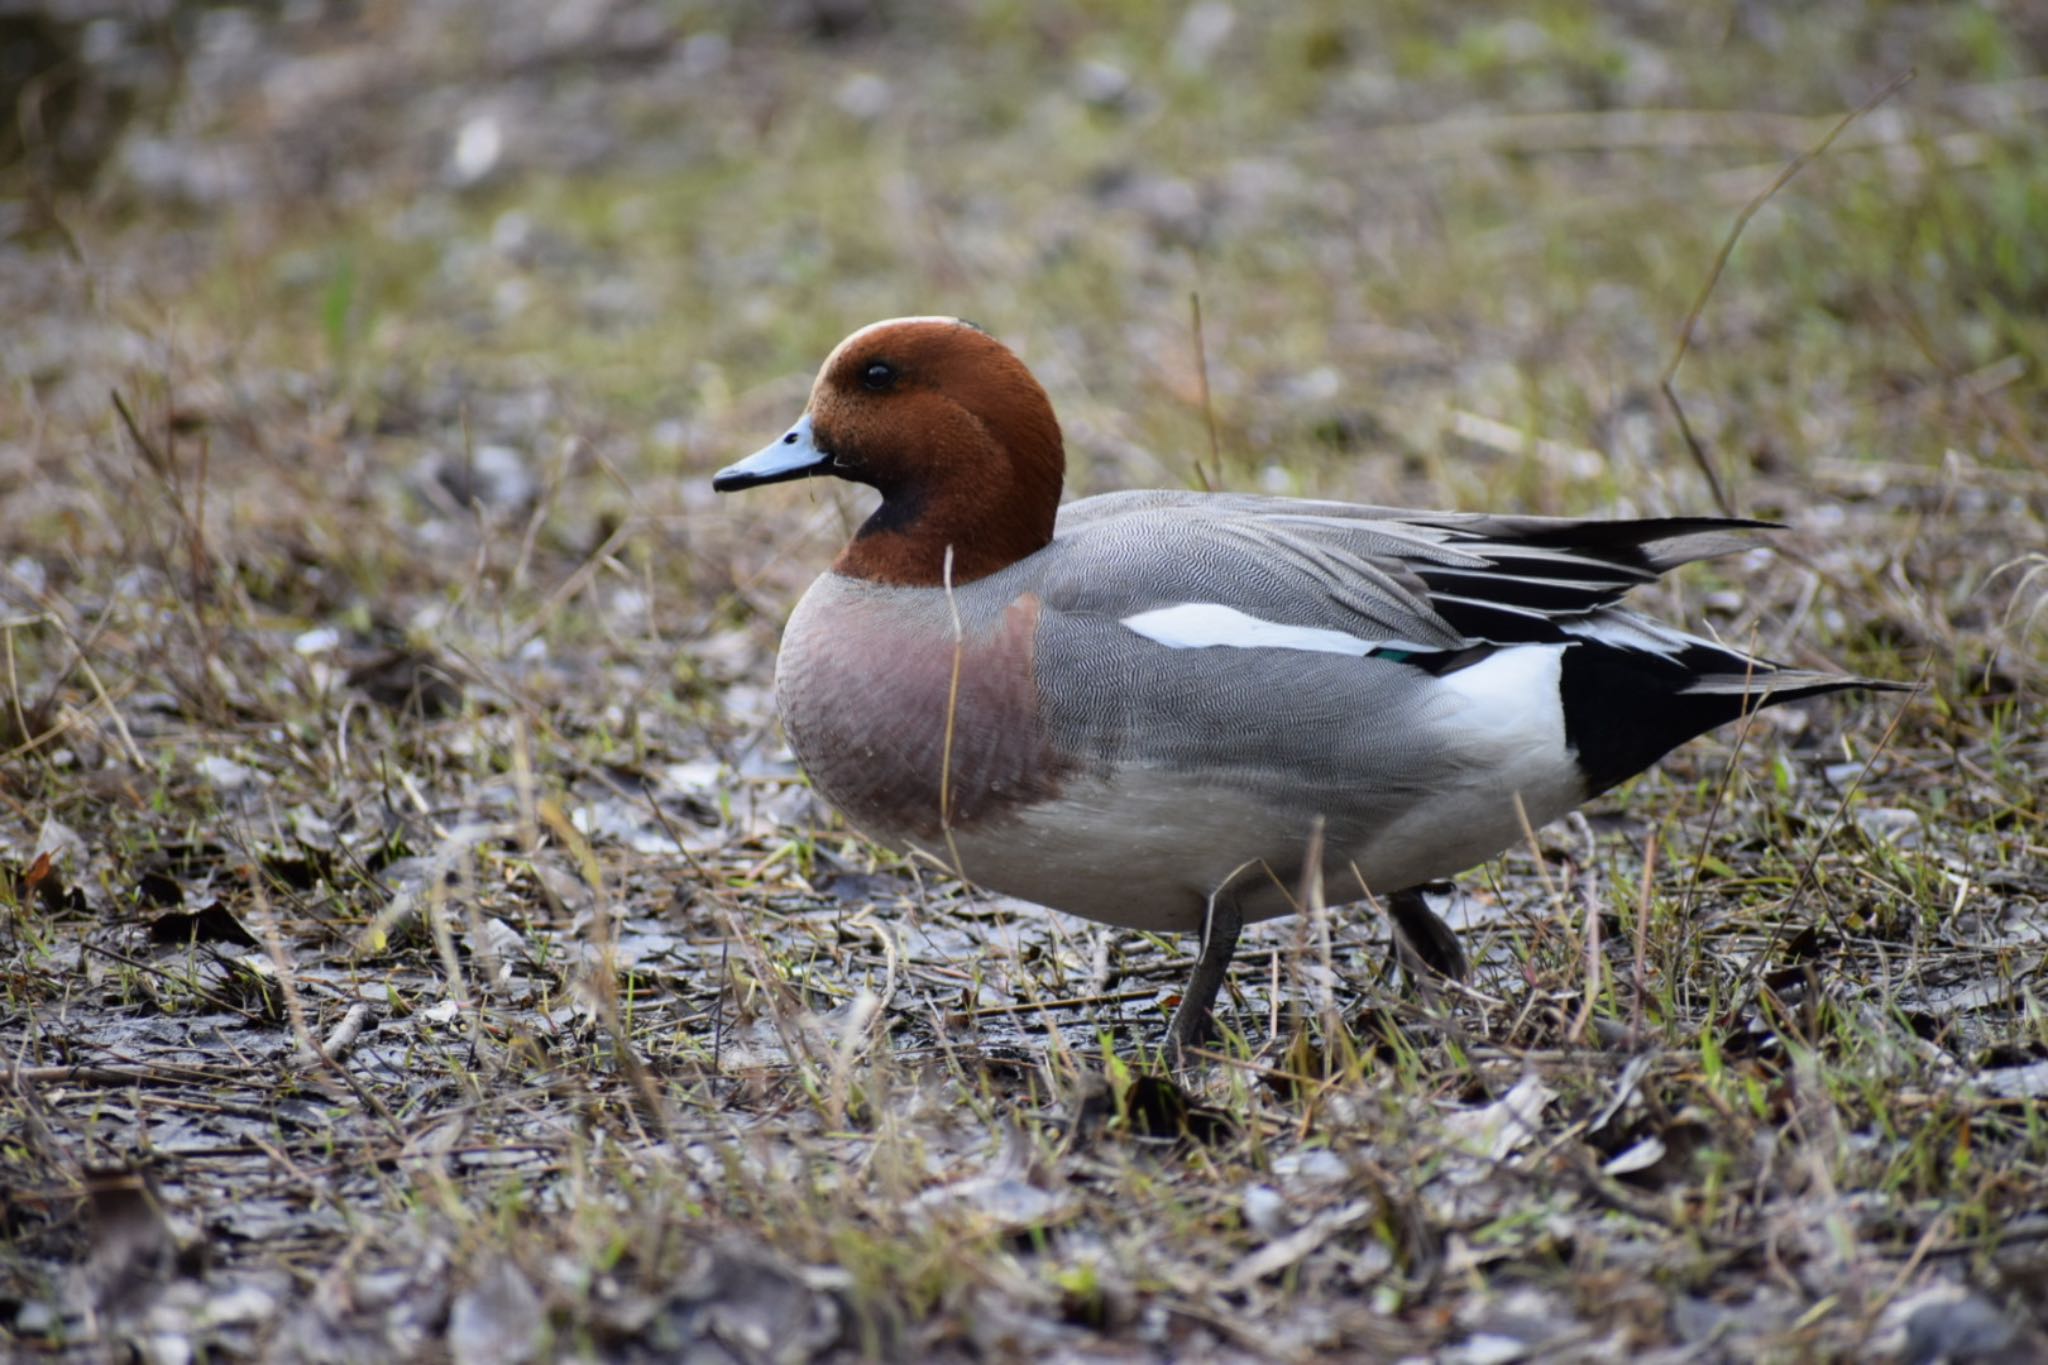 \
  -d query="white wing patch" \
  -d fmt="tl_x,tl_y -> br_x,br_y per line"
1119,603 -> 1432,656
